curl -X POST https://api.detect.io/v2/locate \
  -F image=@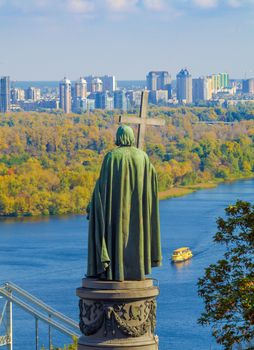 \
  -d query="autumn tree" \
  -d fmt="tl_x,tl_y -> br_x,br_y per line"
198,201 -> 254,350
0,110 -> 254,216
